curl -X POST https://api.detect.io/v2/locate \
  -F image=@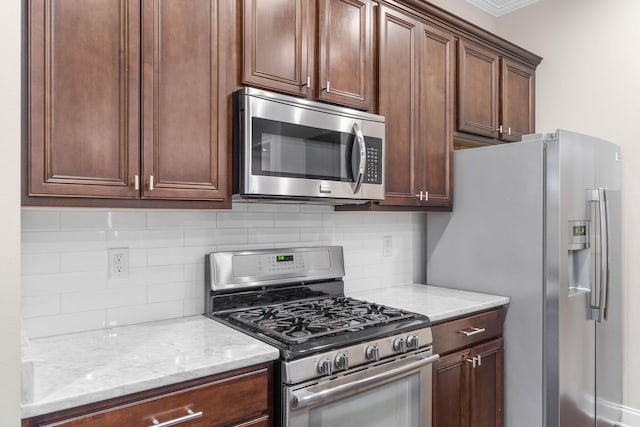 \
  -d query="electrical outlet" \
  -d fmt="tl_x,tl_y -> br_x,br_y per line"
109,248 -> 129,278
383,235 -> 392,257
